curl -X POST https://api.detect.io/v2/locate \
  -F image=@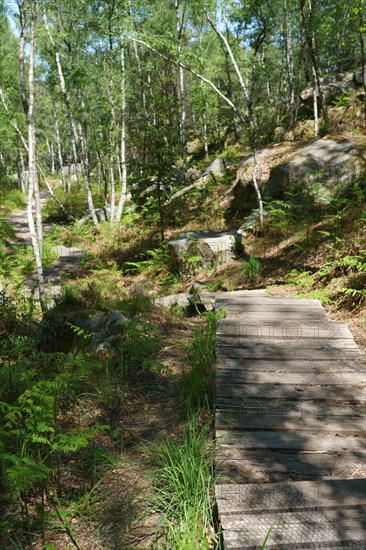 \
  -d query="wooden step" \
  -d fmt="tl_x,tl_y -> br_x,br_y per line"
218,321 -> 353,341
216,430 -> 366,453
216,449 -> 366,483
216,341 -> 363,360
216,383 -> 366,402
215,357 -> 366,373
216,400 -> 365,434
216,480 -> 366,549
216,370 -> 366,386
